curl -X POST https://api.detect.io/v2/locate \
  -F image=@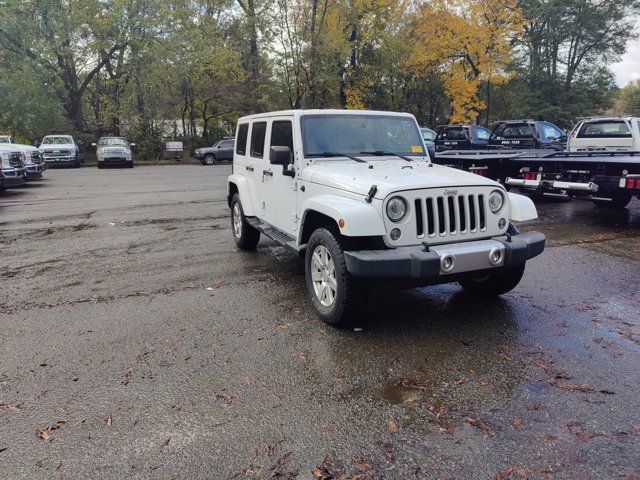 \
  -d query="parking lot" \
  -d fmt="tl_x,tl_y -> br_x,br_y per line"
1,165 -> 639,479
